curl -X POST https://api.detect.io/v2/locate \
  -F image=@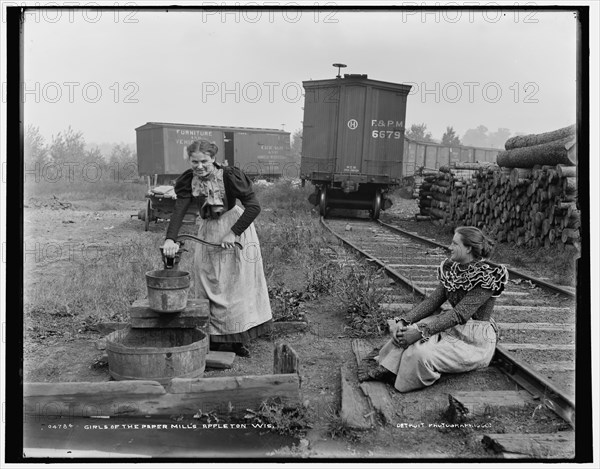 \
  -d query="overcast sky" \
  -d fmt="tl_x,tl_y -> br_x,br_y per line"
21,5 -> 581,146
